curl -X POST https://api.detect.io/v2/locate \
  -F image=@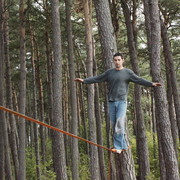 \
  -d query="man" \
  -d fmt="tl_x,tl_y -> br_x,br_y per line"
75,52 -> 161,154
